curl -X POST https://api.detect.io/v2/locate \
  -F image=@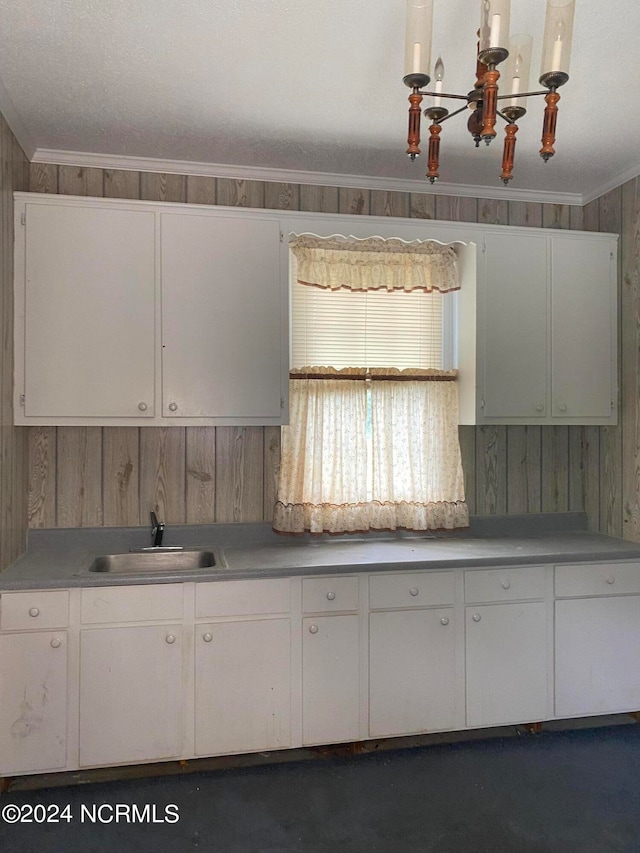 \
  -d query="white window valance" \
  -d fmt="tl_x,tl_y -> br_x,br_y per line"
290,235 -> 460,293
